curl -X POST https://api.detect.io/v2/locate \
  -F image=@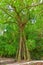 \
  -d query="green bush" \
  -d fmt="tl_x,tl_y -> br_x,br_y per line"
4,44 -> 16,57
0,42 -> 17,57
0,35 -> 17,57
26,39 -> 36,51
